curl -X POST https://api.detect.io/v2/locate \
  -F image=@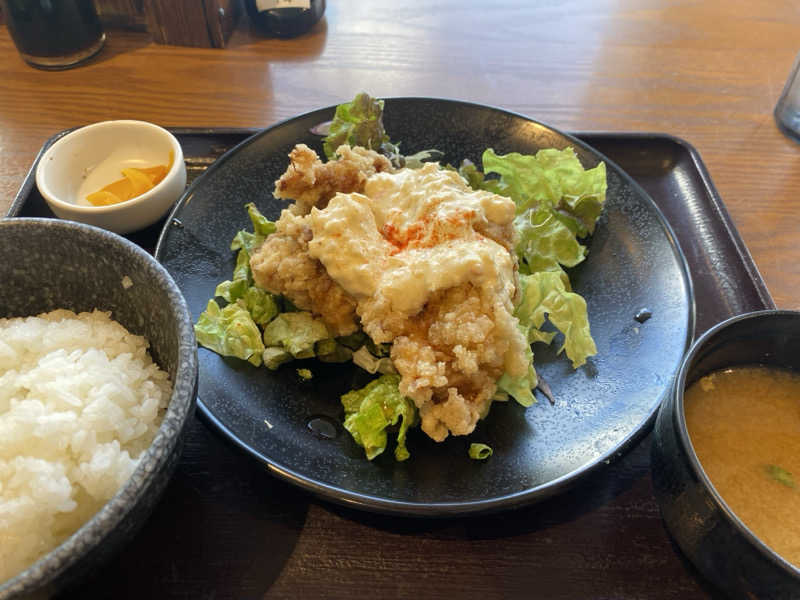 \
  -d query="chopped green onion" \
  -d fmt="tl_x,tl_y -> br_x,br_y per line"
469,443 -> 493,460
